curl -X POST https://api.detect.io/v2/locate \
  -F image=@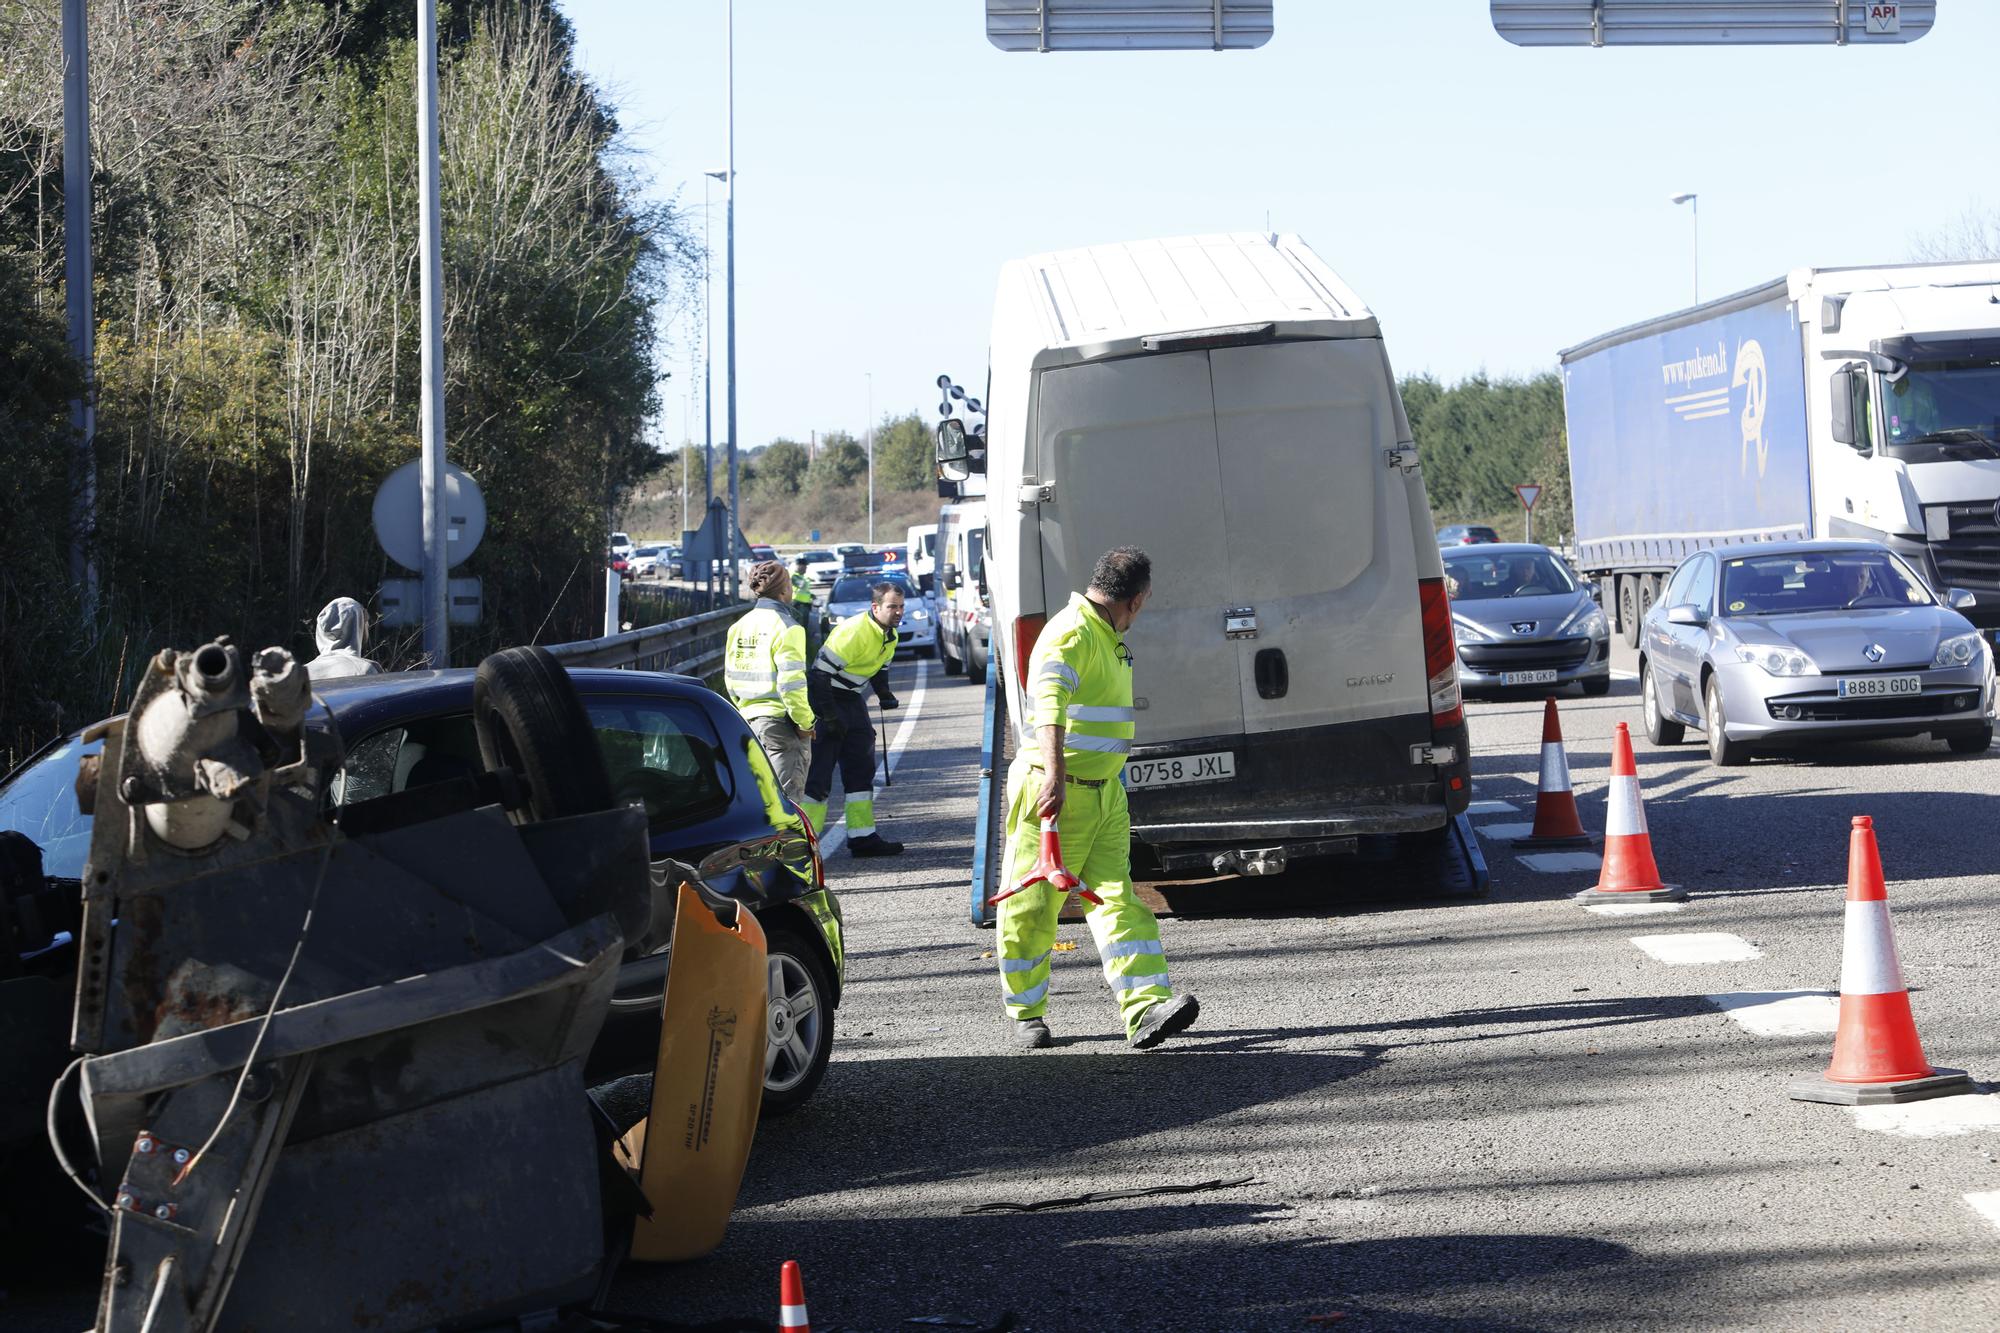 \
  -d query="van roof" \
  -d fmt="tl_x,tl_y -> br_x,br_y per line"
998,233 -> 1379,367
